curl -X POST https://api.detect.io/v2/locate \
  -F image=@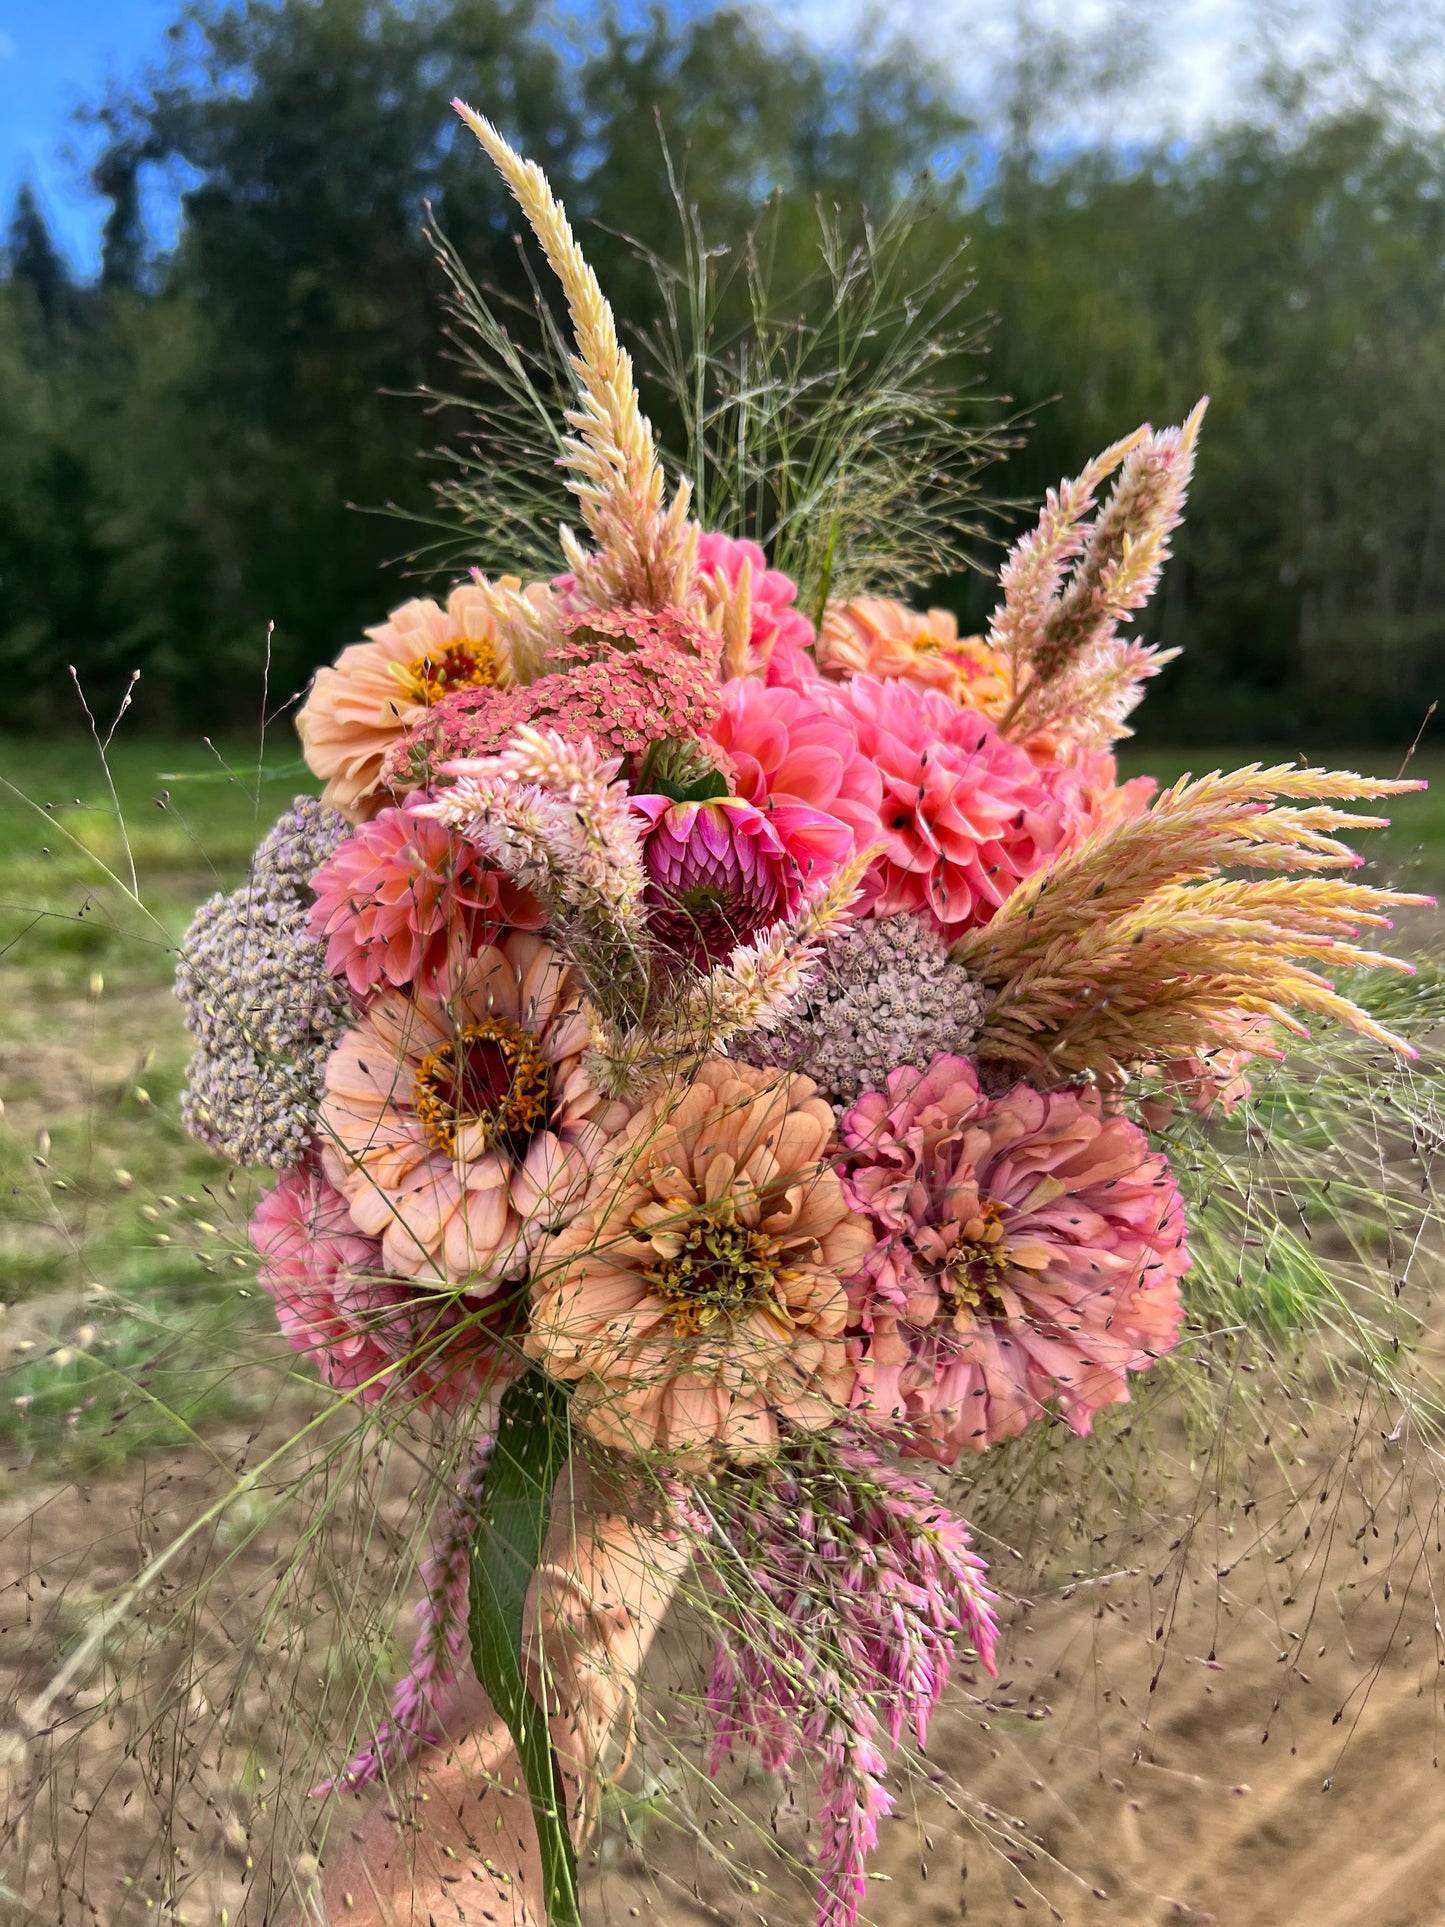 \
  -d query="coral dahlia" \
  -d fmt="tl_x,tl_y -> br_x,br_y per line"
839,1053 -> 1188,1457
528,1059 -> 873,1463
826,674 -> 1073,937
707,678 -> 883,883
318,933 -> 631,1287
297,583 -> 510,819
308,800 -> 545,999
632,793 -> 805,968
250,1161 -> 520,1411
